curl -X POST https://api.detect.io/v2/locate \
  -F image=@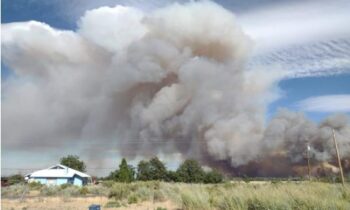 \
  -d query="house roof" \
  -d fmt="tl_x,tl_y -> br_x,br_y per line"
26,164 -> 91,178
